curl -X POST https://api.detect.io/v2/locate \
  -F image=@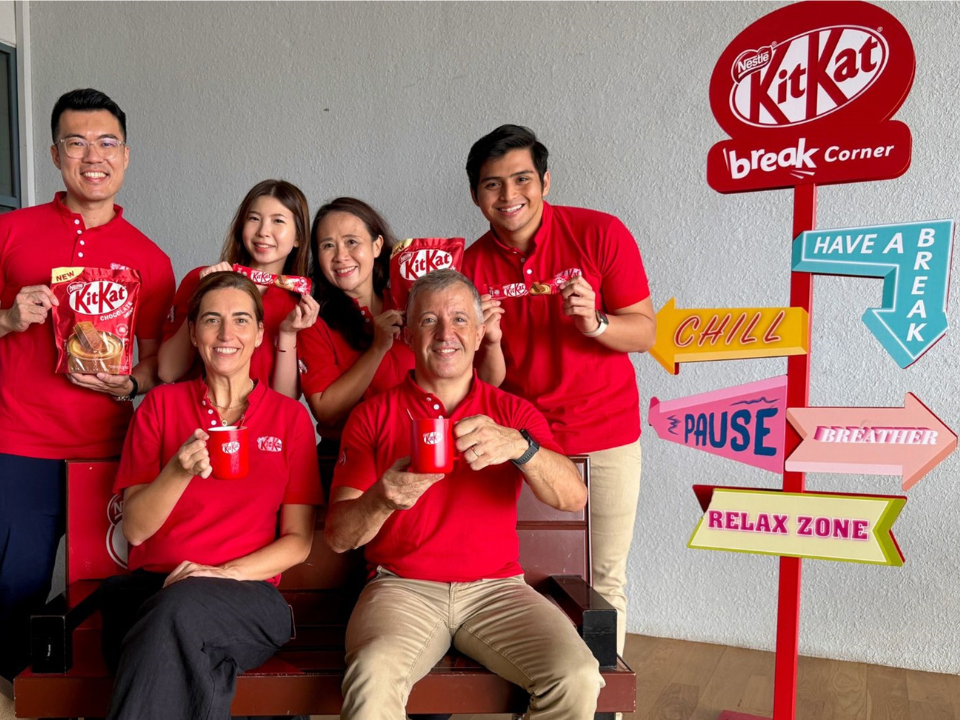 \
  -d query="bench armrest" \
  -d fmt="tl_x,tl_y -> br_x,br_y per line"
30,579 -> 105,673
546,575 -> 617,669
